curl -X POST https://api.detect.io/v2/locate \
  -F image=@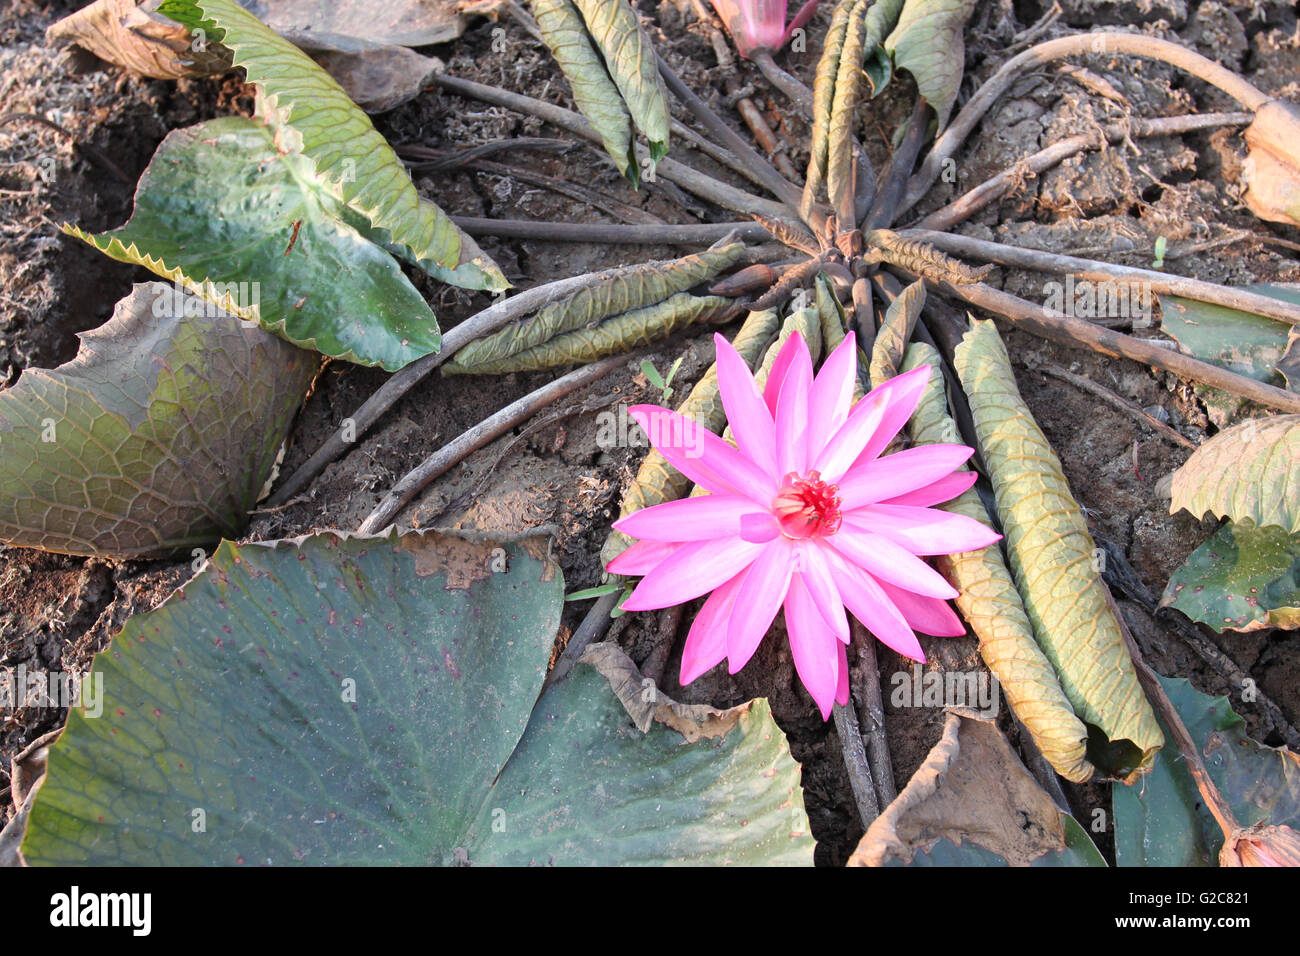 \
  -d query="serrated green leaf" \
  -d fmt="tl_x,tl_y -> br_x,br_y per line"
1161,519 -> 1300,632
884,0 -> 975,128
1170,414 -> 1300,534
869,278 -> 924,388
158,0 -> 505,292
570,0 -> 670,167
532,0 -> 637,181
68,117 -> 441,370
601,307 -> 781,566
445,243 -> 747,372
1113,676 -> 1300,866
446,293 -> 739,374
0,282 -> 315,558
953,319 -> 1162,780
903,342 -> 1093,782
